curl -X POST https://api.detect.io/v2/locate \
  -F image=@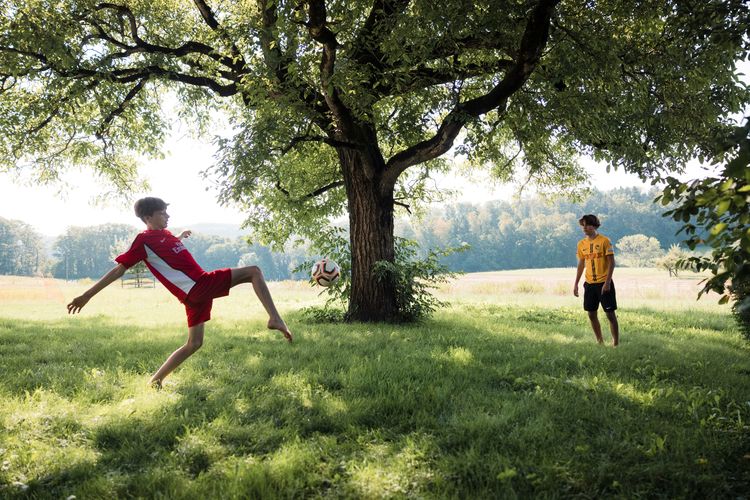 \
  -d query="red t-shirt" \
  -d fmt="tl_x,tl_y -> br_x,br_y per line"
115,229 -> 206,302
